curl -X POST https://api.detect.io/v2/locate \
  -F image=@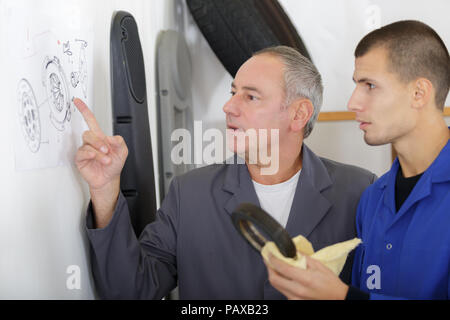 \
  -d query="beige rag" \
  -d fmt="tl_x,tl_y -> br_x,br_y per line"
262,235 -> 361,275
